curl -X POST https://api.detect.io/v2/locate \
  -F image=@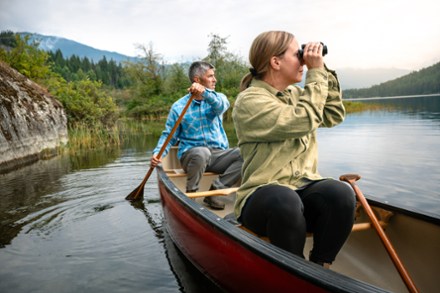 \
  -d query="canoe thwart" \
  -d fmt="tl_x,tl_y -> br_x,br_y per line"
185,187 -> 239,198
165,168 -> 218,178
